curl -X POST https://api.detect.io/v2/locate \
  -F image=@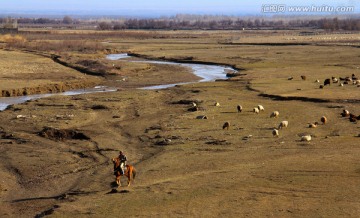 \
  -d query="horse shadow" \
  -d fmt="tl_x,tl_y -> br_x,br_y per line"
110,181 -> 118,188
106,188 -> 130,194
